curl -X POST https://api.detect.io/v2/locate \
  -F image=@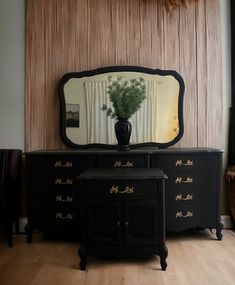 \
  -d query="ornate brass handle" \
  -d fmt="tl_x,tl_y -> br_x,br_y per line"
55,195 -> 74,203
54,178 -> 73,185
110,185 -> 134,194
55,212 -> 74,220
114,160 -> 134,168
54,160 -> 73,168
175,159 -> 194,167
176,211 -> 193,218
175,177 -> 193,184
175,194 -> 193,201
